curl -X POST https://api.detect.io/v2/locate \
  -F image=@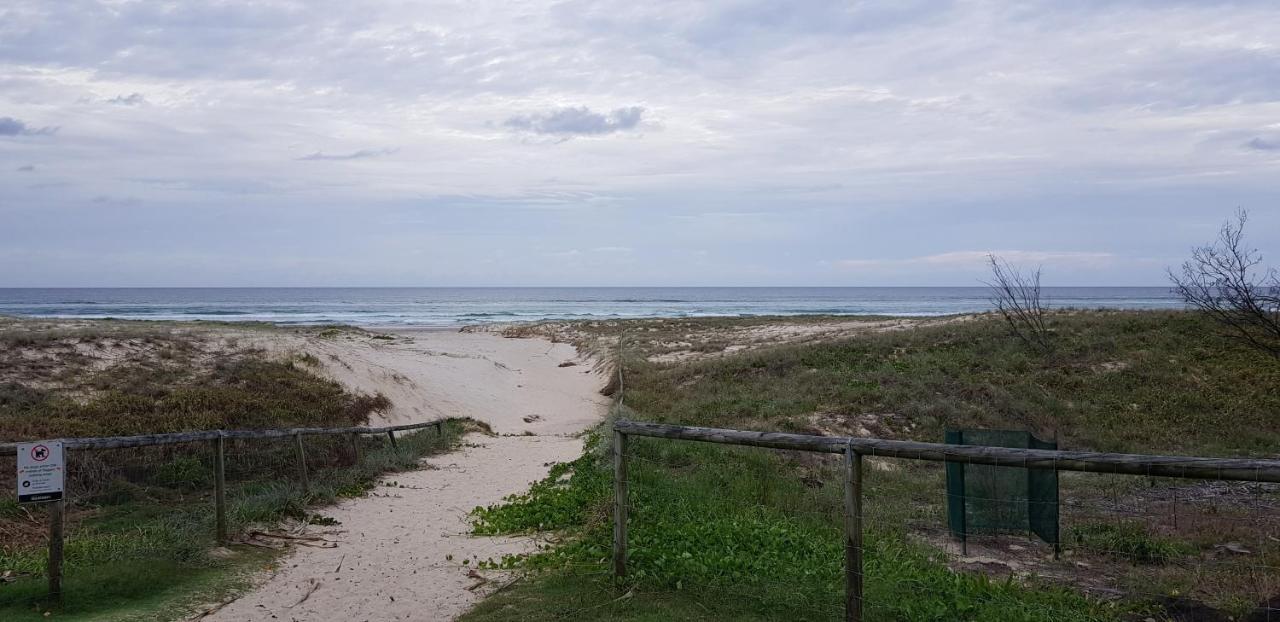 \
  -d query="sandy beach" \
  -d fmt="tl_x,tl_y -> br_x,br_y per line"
201,328 -> 609,621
